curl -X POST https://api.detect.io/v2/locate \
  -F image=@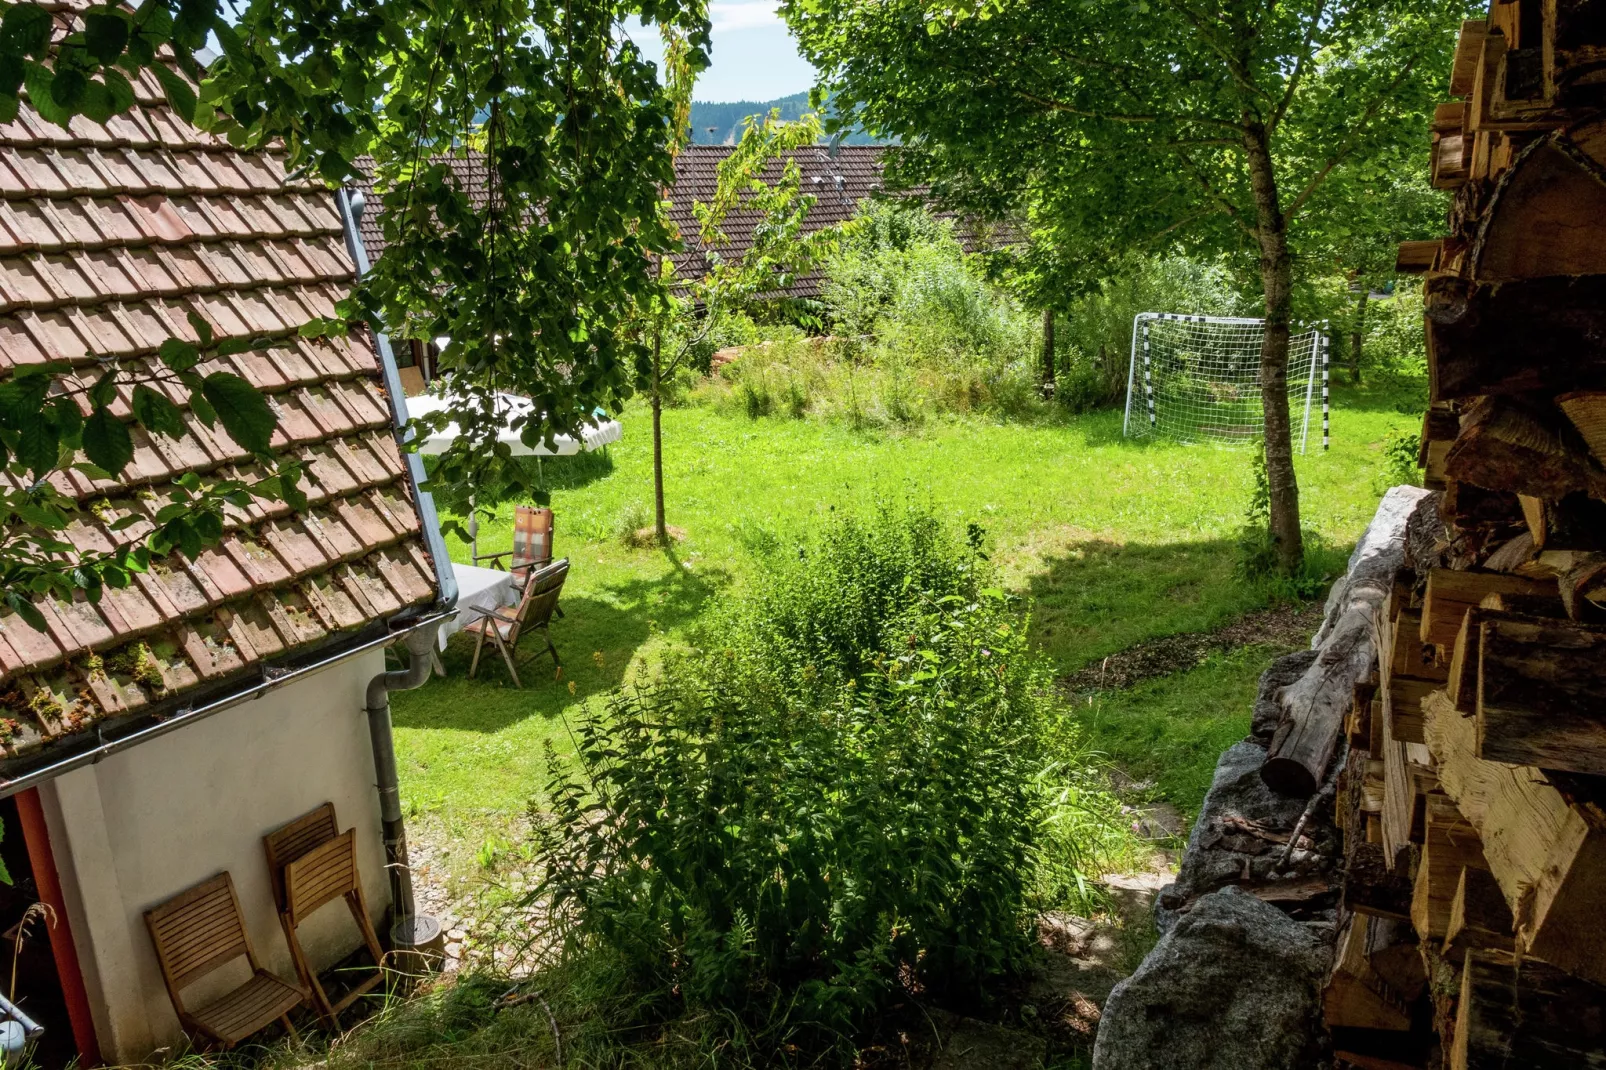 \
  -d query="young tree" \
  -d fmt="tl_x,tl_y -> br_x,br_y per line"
644,111 -> 841,542
782,0 -> 1467,572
